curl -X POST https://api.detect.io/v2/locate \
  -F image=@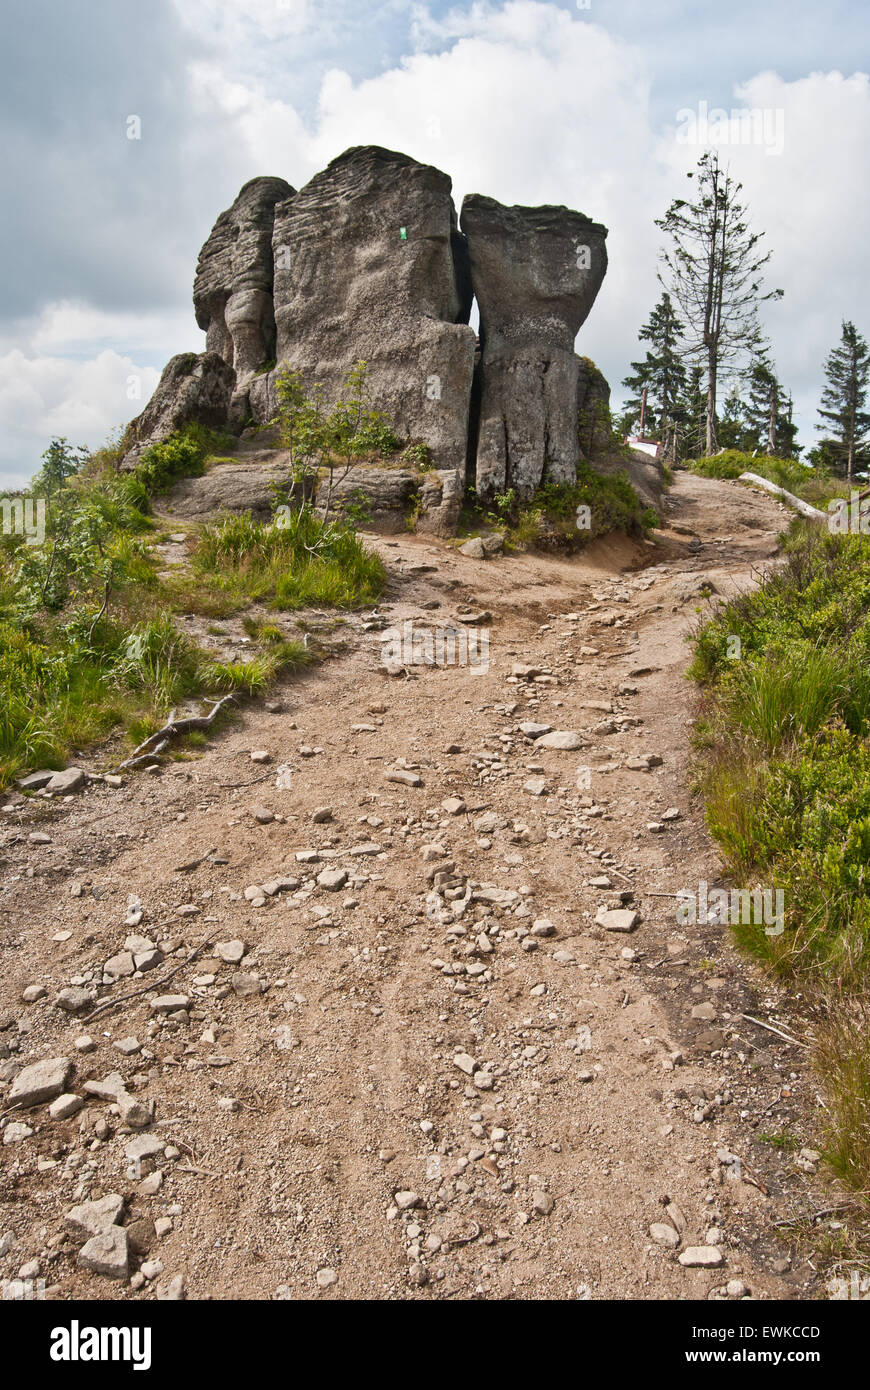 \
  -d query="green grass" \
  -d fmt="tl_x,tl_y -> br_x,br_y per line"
182,505 -> 386,613
688,450 -> 849,509
0,461 -> 339,785
461,463 -> 658,552
690,522 -> 870,1195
